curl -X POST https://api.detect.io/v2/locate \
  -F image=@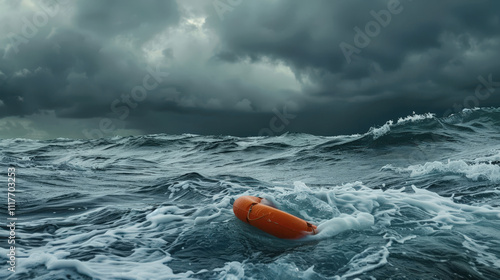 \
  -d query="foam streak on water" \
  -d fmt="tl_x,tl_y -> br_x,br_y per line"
1,107 -> 500,279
